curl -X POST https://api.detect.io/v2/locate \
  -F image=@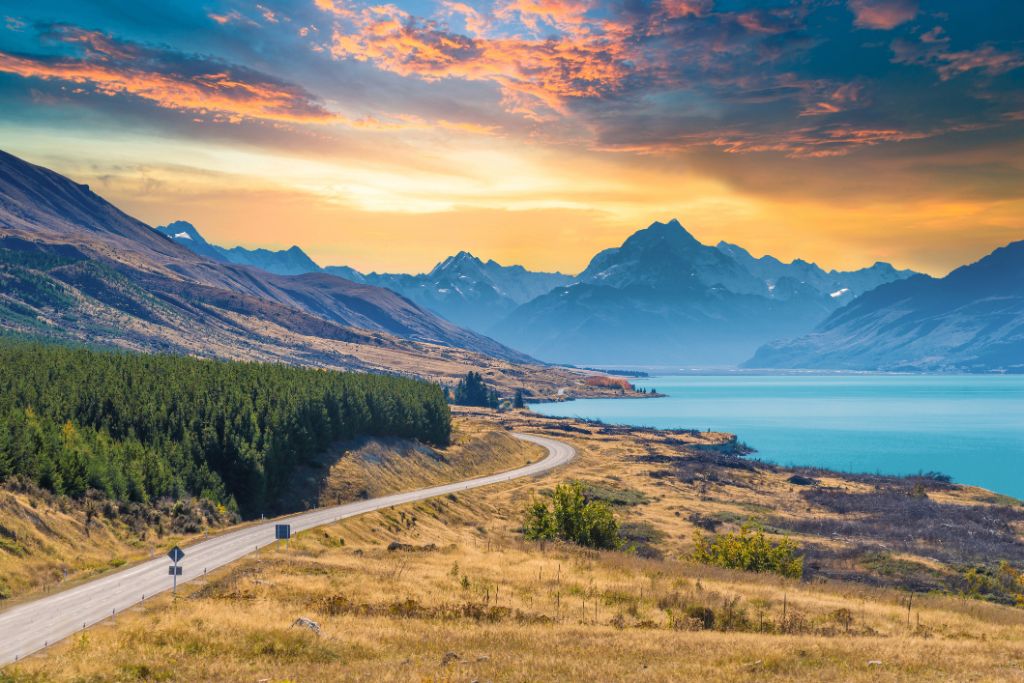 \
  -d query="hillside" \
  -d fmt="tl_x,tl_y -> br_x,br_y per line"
0,417 -> 539,602
8,409 -> 1024,681
0,150 -> 642,399
0,150 -> 529,362
746,241 -> 1024,372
